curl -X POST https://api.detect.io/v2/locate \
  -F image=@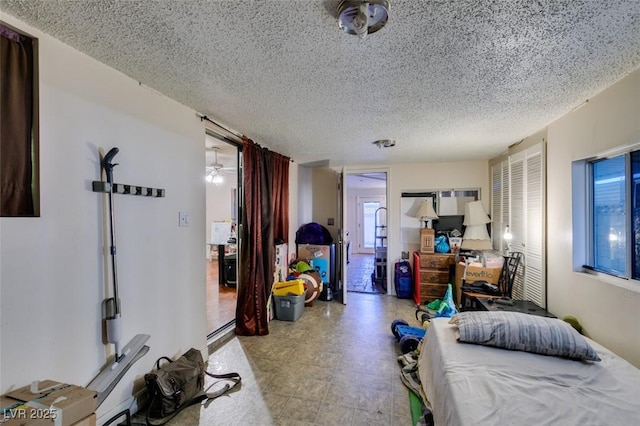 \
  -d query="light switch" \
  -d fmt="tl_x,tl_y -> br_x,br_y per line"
179,211 -> 190,227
